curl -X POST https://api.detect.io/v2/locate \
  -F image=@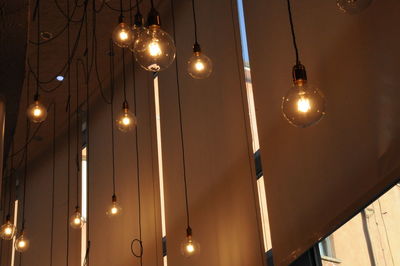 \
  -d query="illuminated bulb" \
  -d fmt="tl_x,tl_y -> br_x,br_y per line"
187,44 -> 213,79
116,103 -> 137,132
112,22 -> 133,48
0,219 -> 16,240
106,195 -> 122,217
27,96 -> 47,123
129,13 -> 146,53
180,227 -> 200,257
282,64 -> 326,128
69,208 -> 86,229
15,232 -> 30,252
337,0 -> 372,14
134,8 -> 176,72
